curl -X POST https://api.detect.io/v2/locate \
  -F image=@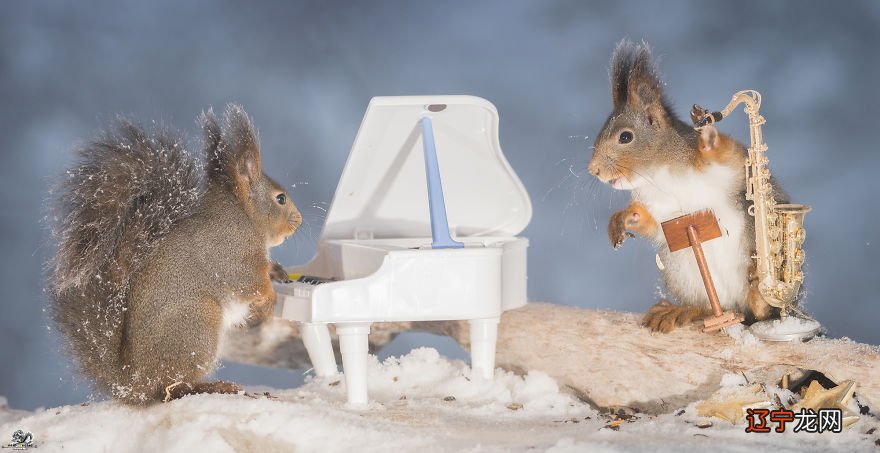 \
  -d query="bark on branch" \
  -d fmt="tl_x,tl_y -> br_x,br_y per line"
222,303 -> 880,413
